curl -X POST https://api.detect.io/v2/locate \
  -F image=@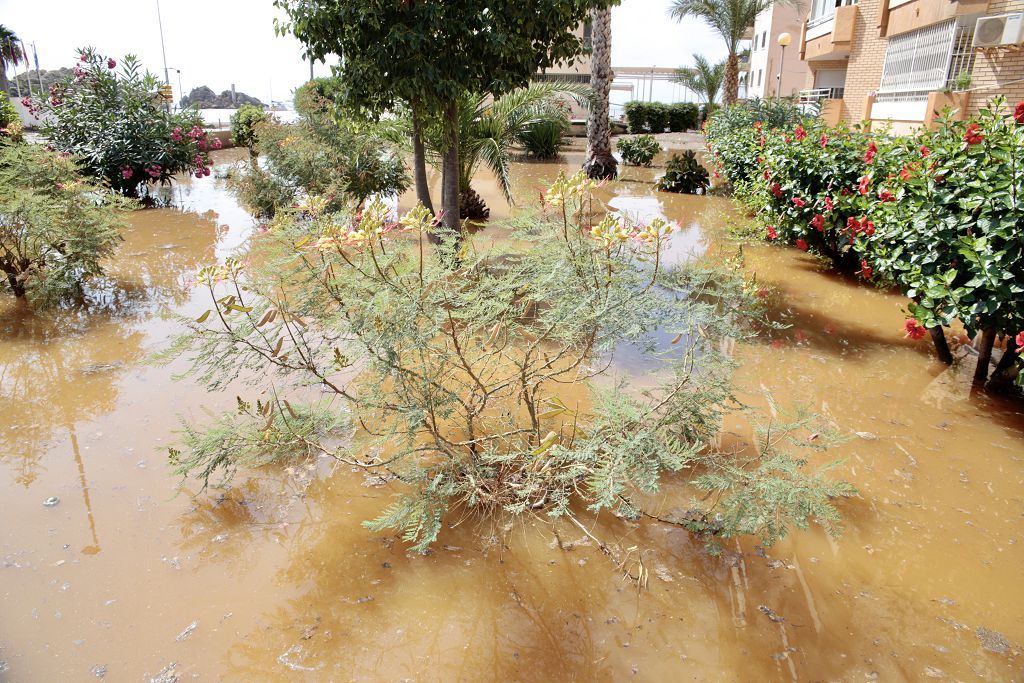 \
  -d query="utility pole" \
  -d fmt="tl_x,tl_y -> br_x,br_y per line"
156,0 -> 171,112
